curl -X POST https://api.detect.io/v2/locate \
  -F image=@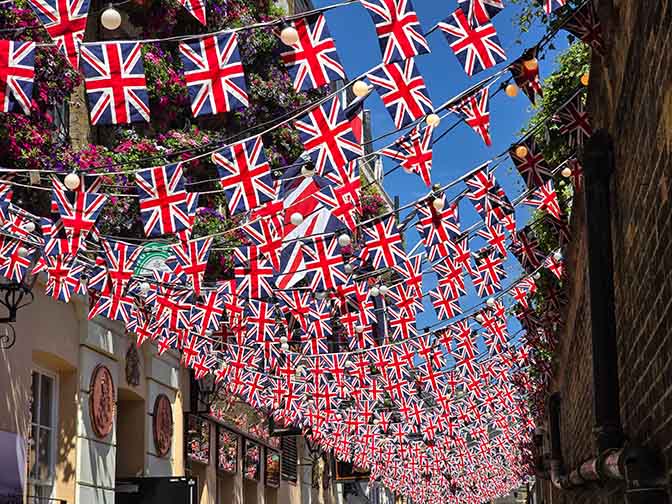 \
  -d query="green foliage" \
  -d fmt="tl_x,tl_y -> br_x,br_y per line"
509,0 -> 585,34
